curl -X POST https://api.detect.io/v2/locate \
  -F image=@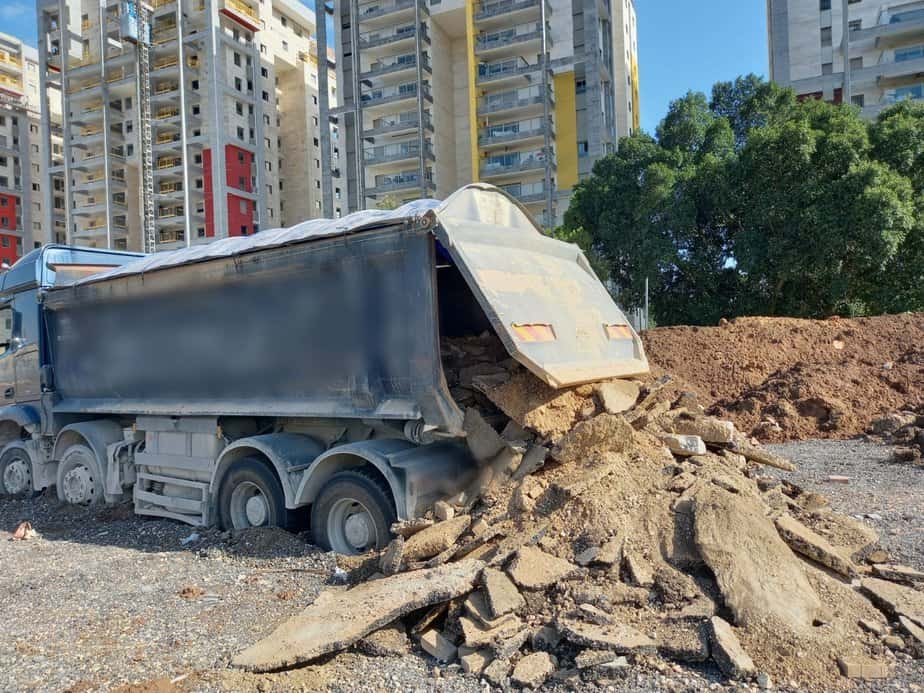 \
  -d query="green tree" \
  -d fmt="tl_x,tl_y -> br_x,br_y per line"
710,74 -> 795,148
